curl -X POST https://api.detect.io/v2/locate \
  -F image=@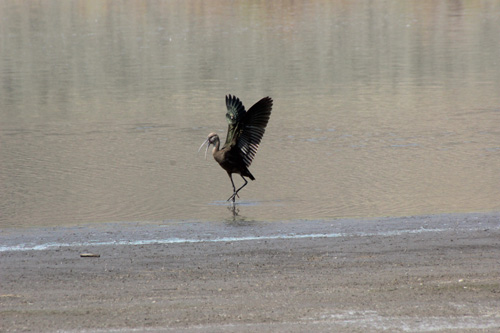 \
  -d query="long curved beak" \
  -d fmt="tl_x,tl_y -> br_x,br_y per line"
198,139 -> 211,160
